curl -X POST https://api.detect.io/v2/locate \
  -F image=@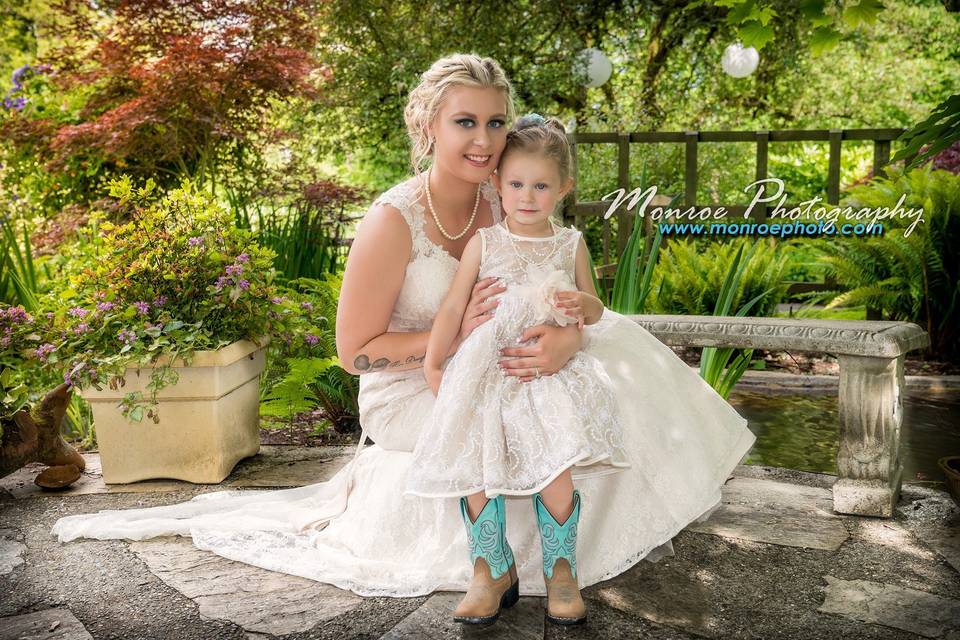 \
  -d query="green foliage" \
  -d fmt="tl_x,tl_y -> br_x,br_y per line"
260,274 -> 359,433
698,242 -> 777,399
814,165 -> 960,358
651,237 -> 791,317
891,94 -> 960,170
242,179 -> 368,282
0,304 -> 44,437
709,0 -> 885,54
